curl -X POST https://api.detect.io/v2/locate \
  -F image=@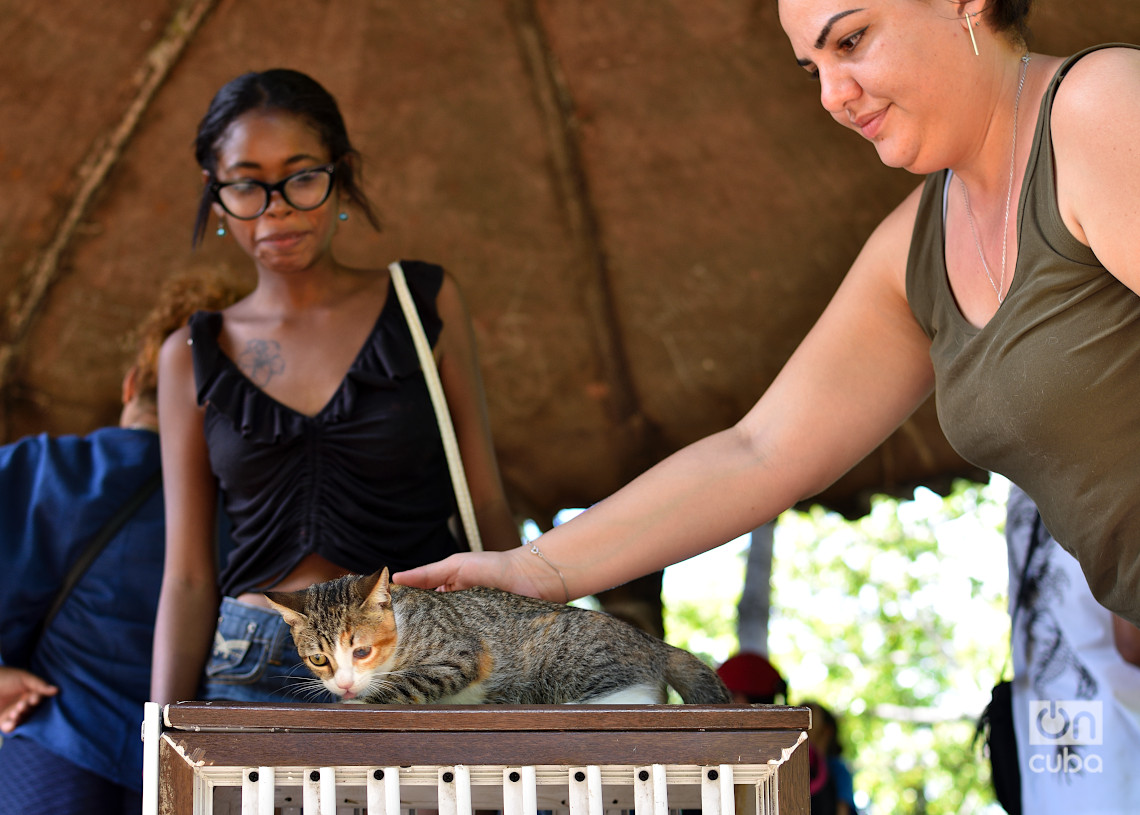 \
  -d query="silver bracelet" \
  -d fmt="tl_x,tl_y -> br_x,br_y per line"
528,541 -> 571,603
